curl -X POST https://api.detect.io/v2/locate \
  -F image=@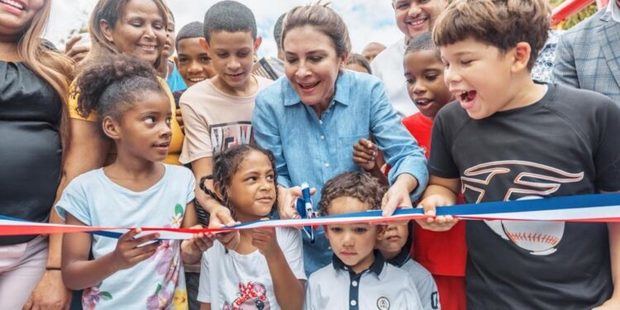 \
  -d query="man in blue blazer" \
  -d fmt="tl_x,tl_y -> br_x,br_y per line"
554,1 -> 620,104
